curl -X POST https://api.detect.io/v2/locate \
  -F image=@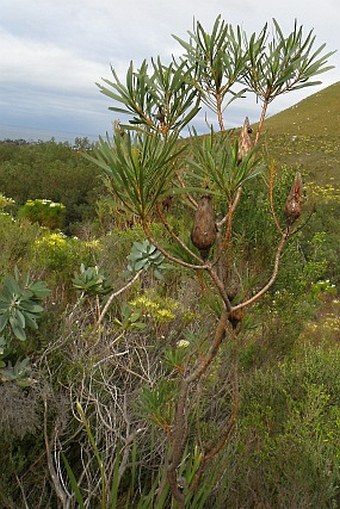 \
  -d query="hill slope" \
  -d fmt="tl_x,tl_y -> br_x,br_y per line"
265,81 -> 340,136
261,82 -> 340,185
